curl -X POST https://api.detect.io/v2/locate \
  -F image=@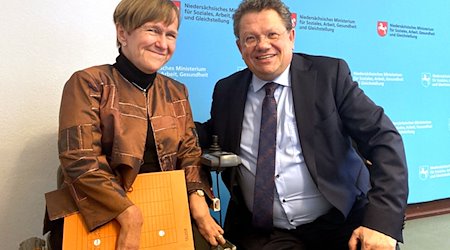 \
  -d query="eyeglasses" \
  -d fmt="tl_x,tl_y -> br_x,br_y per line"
240,30 -> 288,48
